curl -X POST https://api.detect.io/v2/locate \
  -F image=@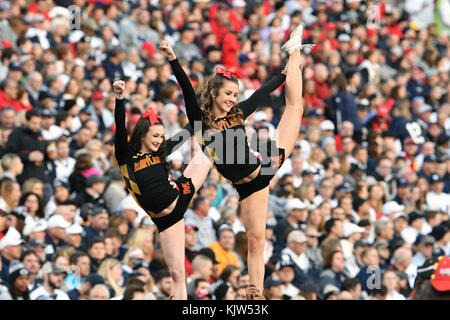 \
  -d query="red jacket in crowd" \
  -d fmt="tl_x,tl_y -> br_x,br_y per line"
0,90 -> 32,112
